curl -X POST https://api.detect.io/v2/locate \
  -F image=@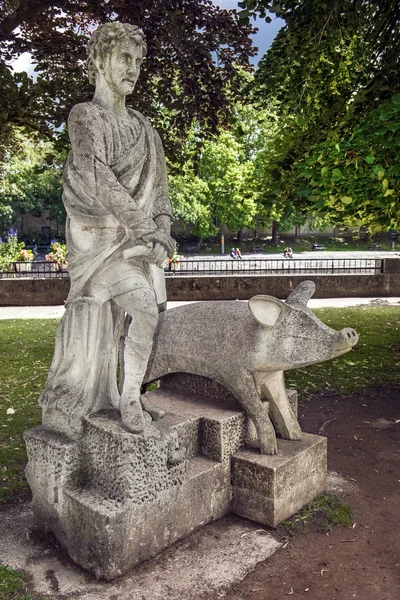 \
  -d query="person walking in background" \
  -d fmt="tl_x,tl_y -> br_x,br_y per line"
230,248 -> 237,259
236,248 -> 242,259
